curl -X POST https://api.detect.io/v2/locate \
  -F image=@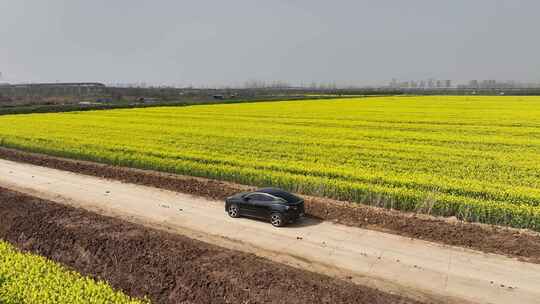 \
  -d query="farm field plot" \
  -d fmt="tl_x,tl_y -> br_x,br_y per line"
1,96 -> 540,230
0,240 -> 144,304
